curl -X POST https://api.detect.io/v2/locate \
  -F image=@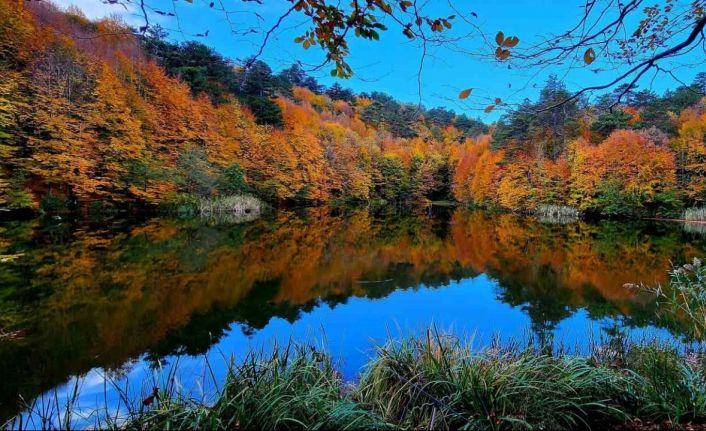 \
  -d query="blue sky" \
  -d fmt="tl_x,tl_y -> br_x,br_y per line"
57,0 -> 701,120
